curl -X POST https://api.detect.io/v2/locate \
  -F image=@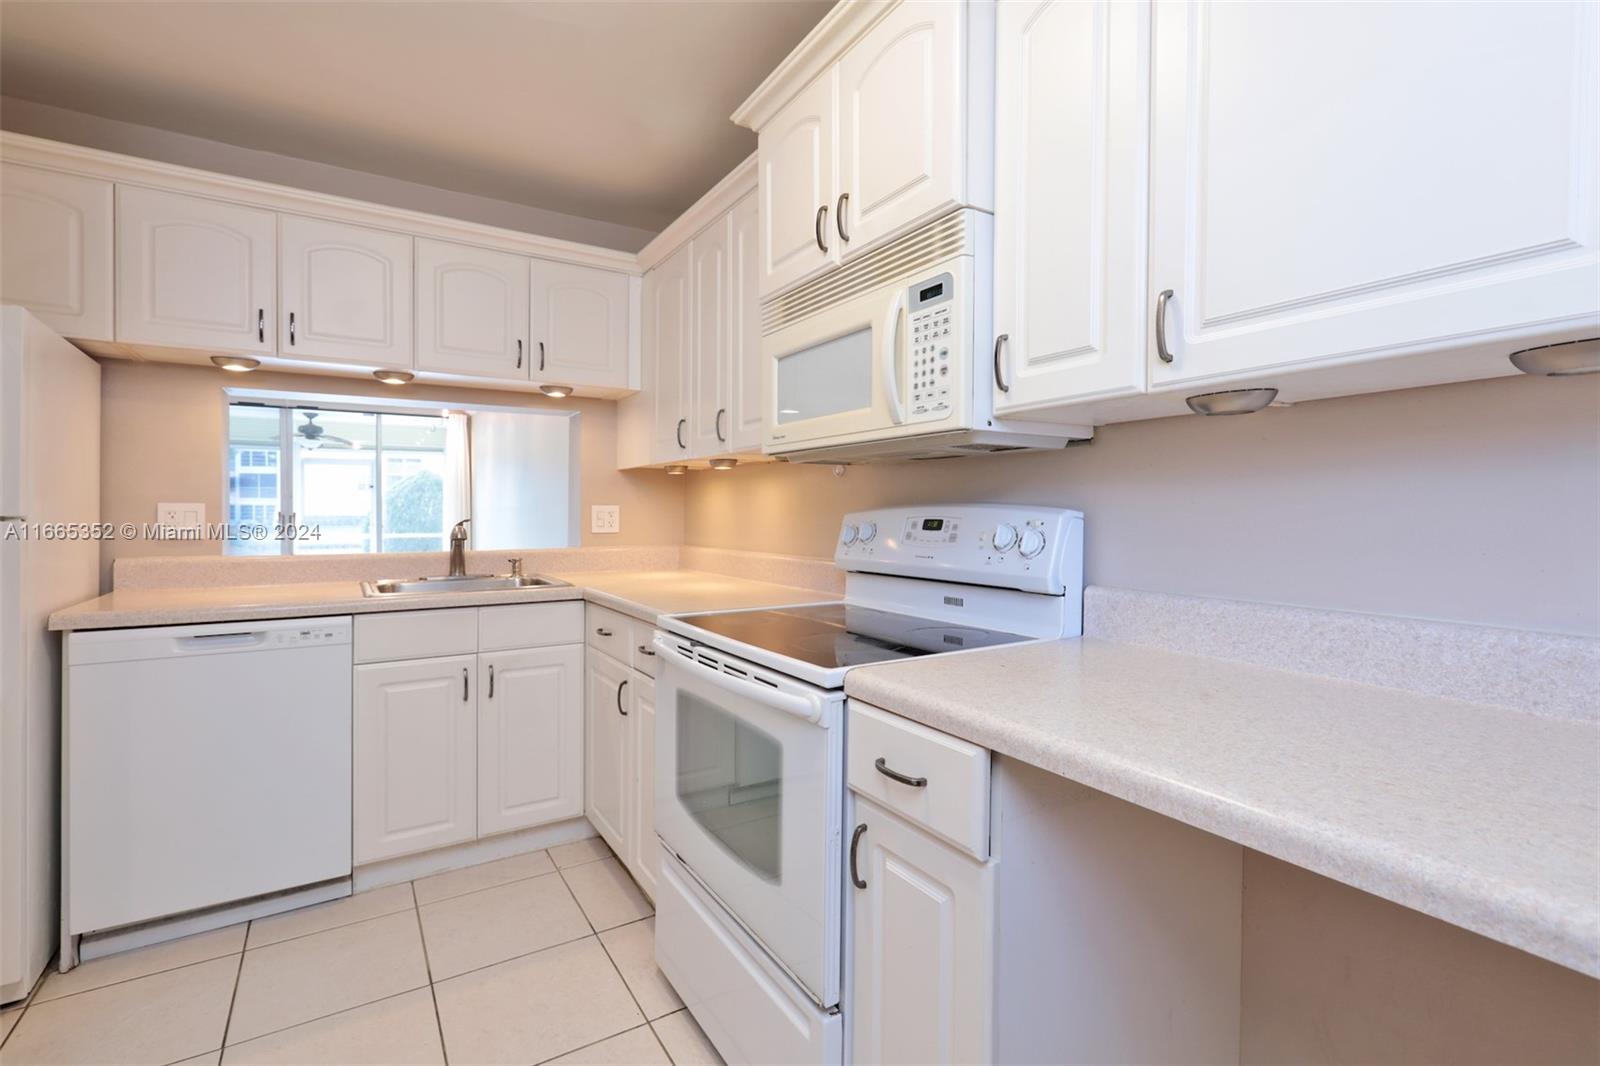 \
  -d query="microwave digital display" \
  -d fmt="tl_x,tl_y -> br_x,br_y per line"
919,282 -> 944,303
